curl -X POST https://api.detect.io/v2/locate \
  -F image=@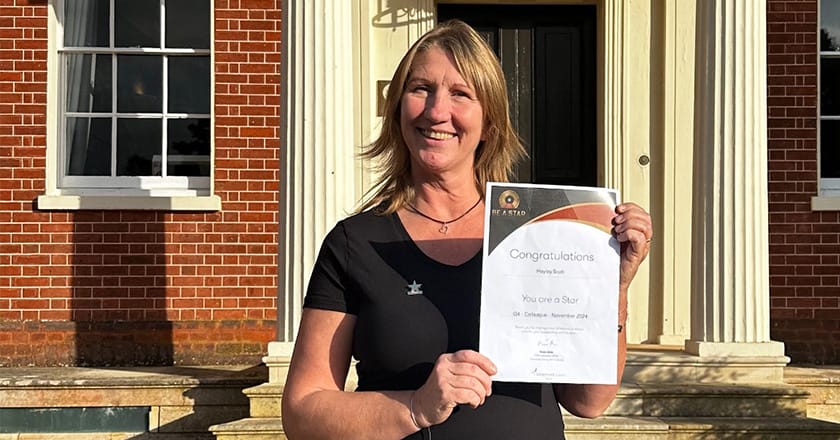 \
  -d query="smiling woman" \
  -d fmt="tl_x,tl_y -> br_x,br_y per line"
280,19 -> 652,440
